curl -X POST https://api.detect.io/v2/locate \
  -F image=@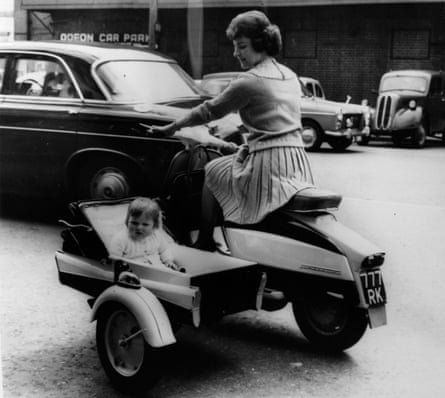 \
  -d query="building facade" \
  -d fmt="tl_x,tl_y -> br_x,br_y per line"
13,0 -> 445,103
